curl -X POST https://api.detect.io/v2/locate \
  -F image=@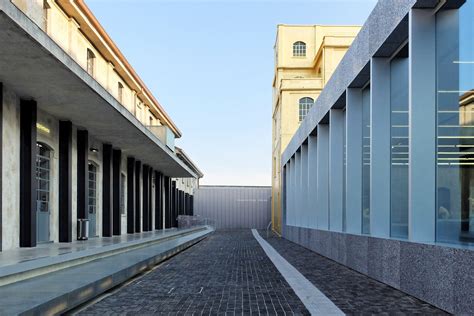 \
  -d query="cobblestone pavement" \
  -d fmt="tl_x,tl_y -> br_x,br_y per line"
261,231 -> 449,315
78,231 -> 309,315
